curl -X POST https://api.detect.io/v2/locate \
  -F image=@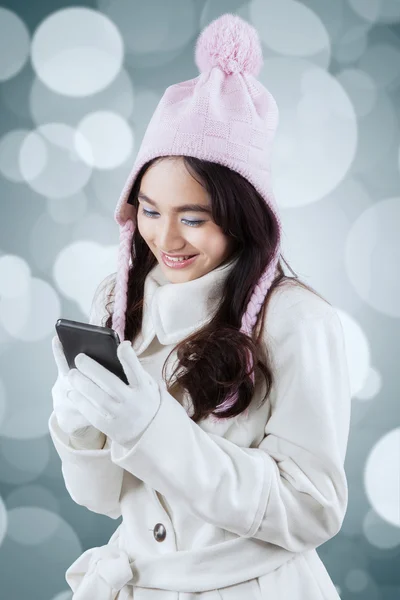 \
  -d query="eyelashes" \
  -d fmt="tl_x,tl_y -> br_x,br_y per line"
141,207 -> 205,227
